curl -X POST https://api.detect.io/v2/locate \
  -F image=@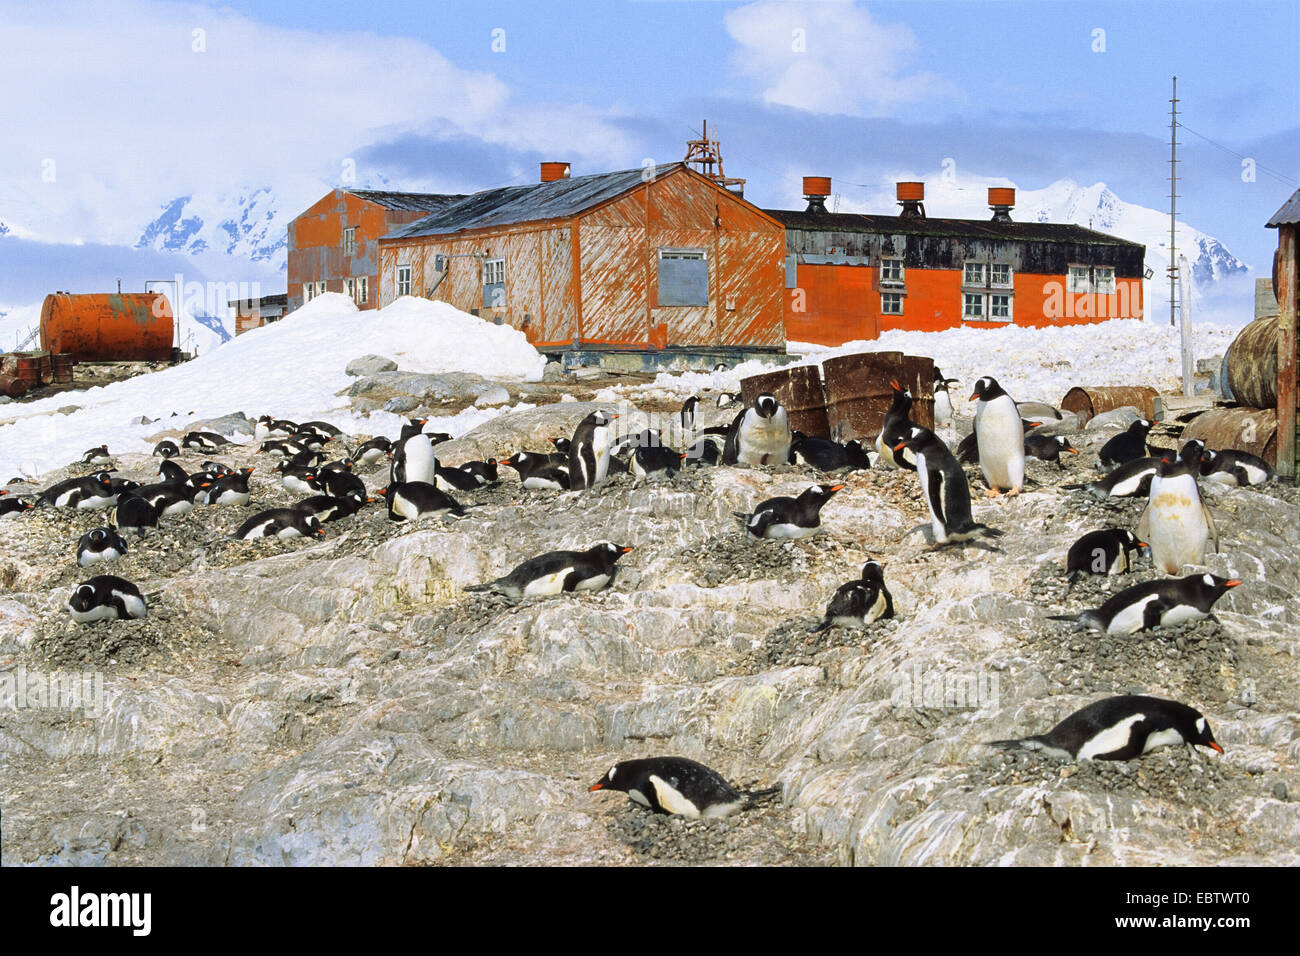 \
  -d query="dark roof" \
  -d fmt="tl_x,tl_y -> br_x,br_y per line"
348,190 -> 470,213
1266,188 -> 1300,227
764,208 -> 1144,247
385,164 -> 687,240
227,293 -> 288,309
